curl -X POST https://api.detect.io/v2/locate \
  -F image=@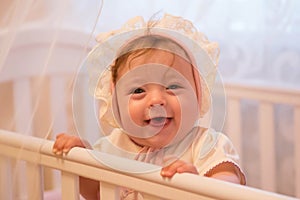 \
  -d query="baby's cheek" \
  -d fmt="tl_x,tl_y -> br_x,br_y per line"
180,95 -> 199,125
128,101 -> 144,125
